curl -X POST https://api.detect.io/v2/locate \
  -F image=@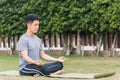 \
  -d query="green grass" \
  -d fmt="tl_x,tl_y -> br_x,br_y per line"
0,54 -> 120,74
0,54 -> 120,80
63,55 -> 120,73
0,54 -> 18,71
